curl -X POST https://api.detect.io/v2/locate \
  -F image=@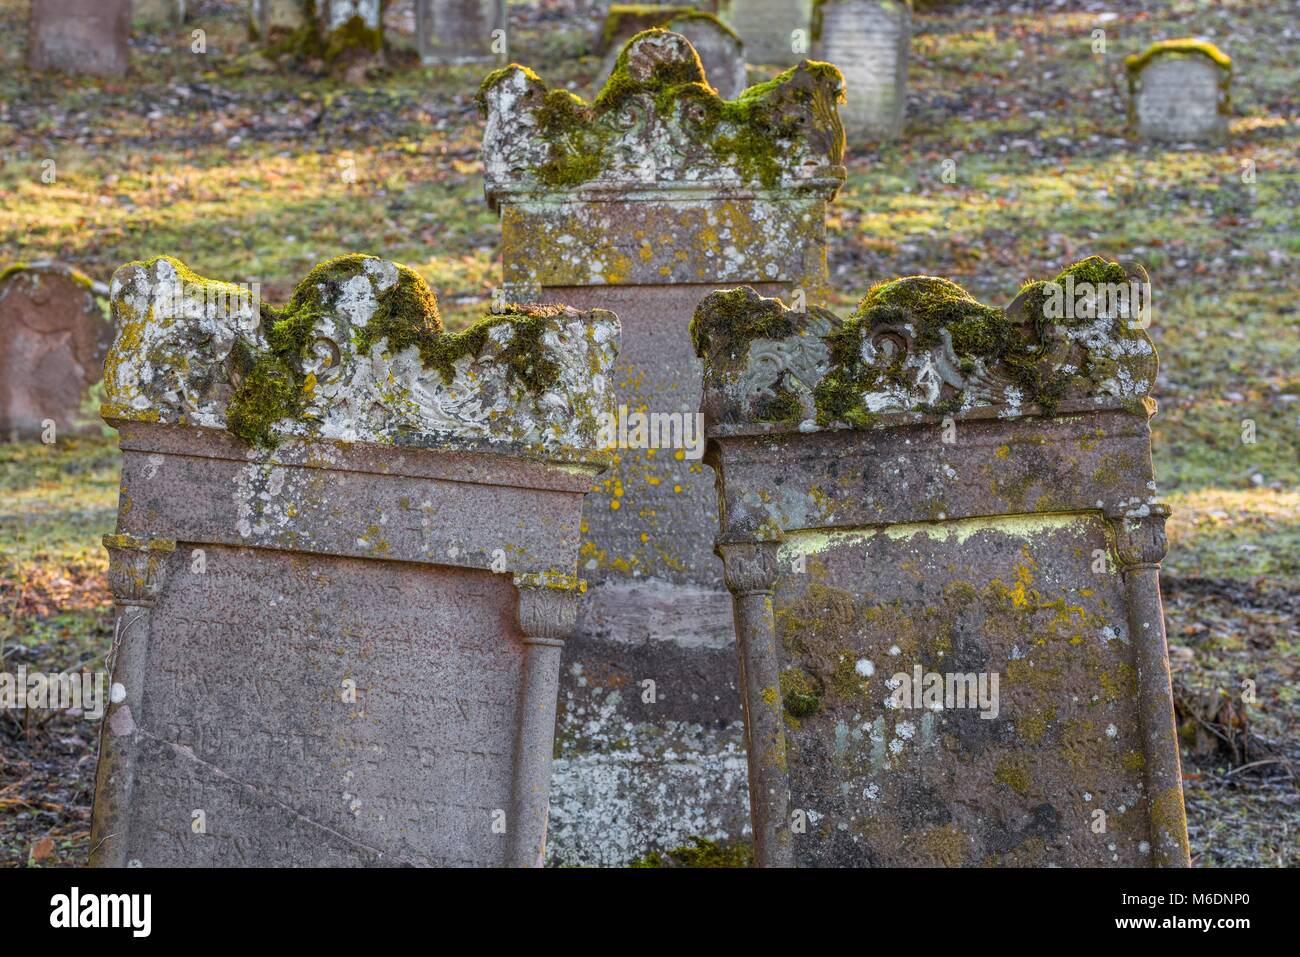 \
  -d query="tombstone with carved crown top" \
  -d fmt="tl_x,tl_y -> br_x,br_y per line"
693,257 -> 1190,867
89,254 -> 619,867
479,29 -> 846,865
